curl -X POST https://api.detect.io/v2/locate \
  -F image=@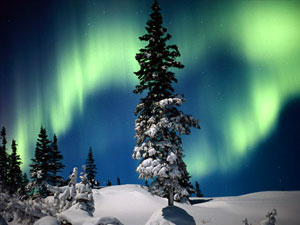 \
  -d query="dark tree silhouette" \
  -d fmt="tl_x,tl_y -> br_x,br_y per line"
49,134 -> 65,186
86,147 -> 97,188
132,0 -> 199,206
0,126 -> 8,191
195,181 -> 203,197
7,139 -> 23,194
117,177 -> 121,185
106,179 -> 112,186
29,126 -> 52,197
